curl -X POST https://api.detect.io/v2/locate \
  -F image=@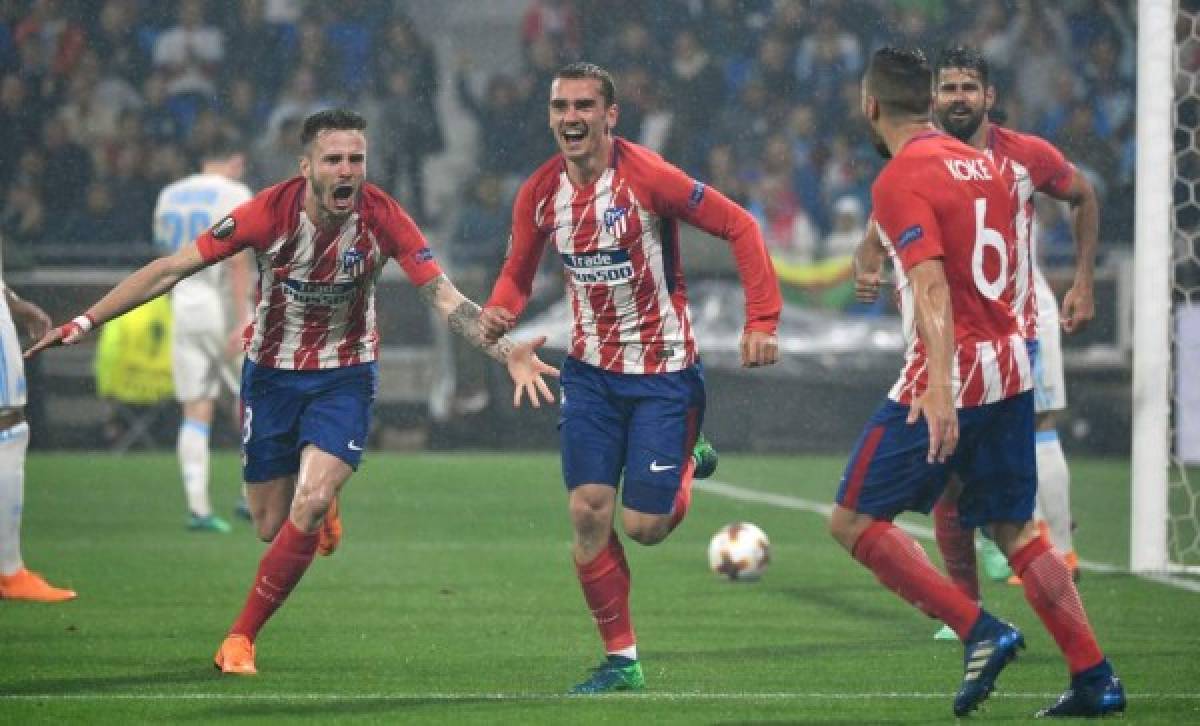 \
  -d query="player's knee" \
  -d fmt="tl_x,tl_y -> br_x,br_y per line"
624,520 -> 668,546
568,491 -> 611,530
255,520 -> 281,542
